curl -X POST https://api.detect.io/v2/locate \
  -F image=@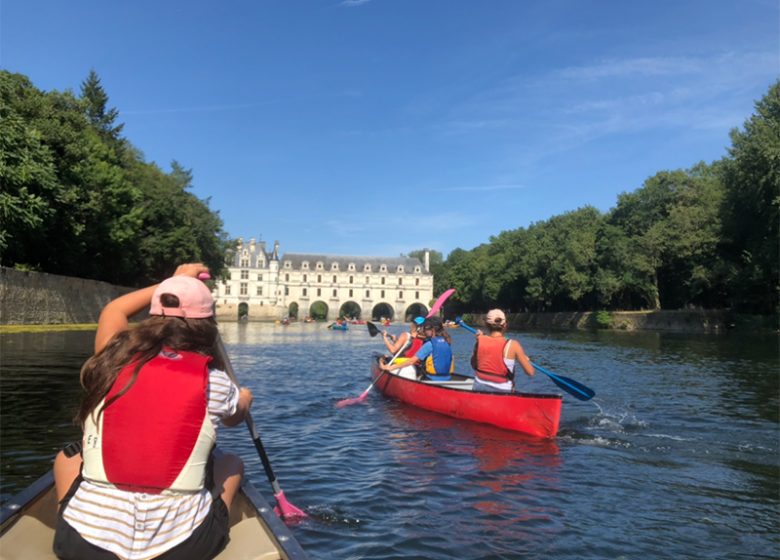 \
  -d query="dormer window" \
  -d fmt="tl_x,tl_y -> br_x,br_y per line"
284,261 -> 291,269
302,261 -> 309,270
364,264 -> 371,272
331,262 -> 339,271
348,263 -> 355,271
380,265 -> 387,272
316,262 -> 324,270
397,265 -> 404,273
414,266 -> 421,273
